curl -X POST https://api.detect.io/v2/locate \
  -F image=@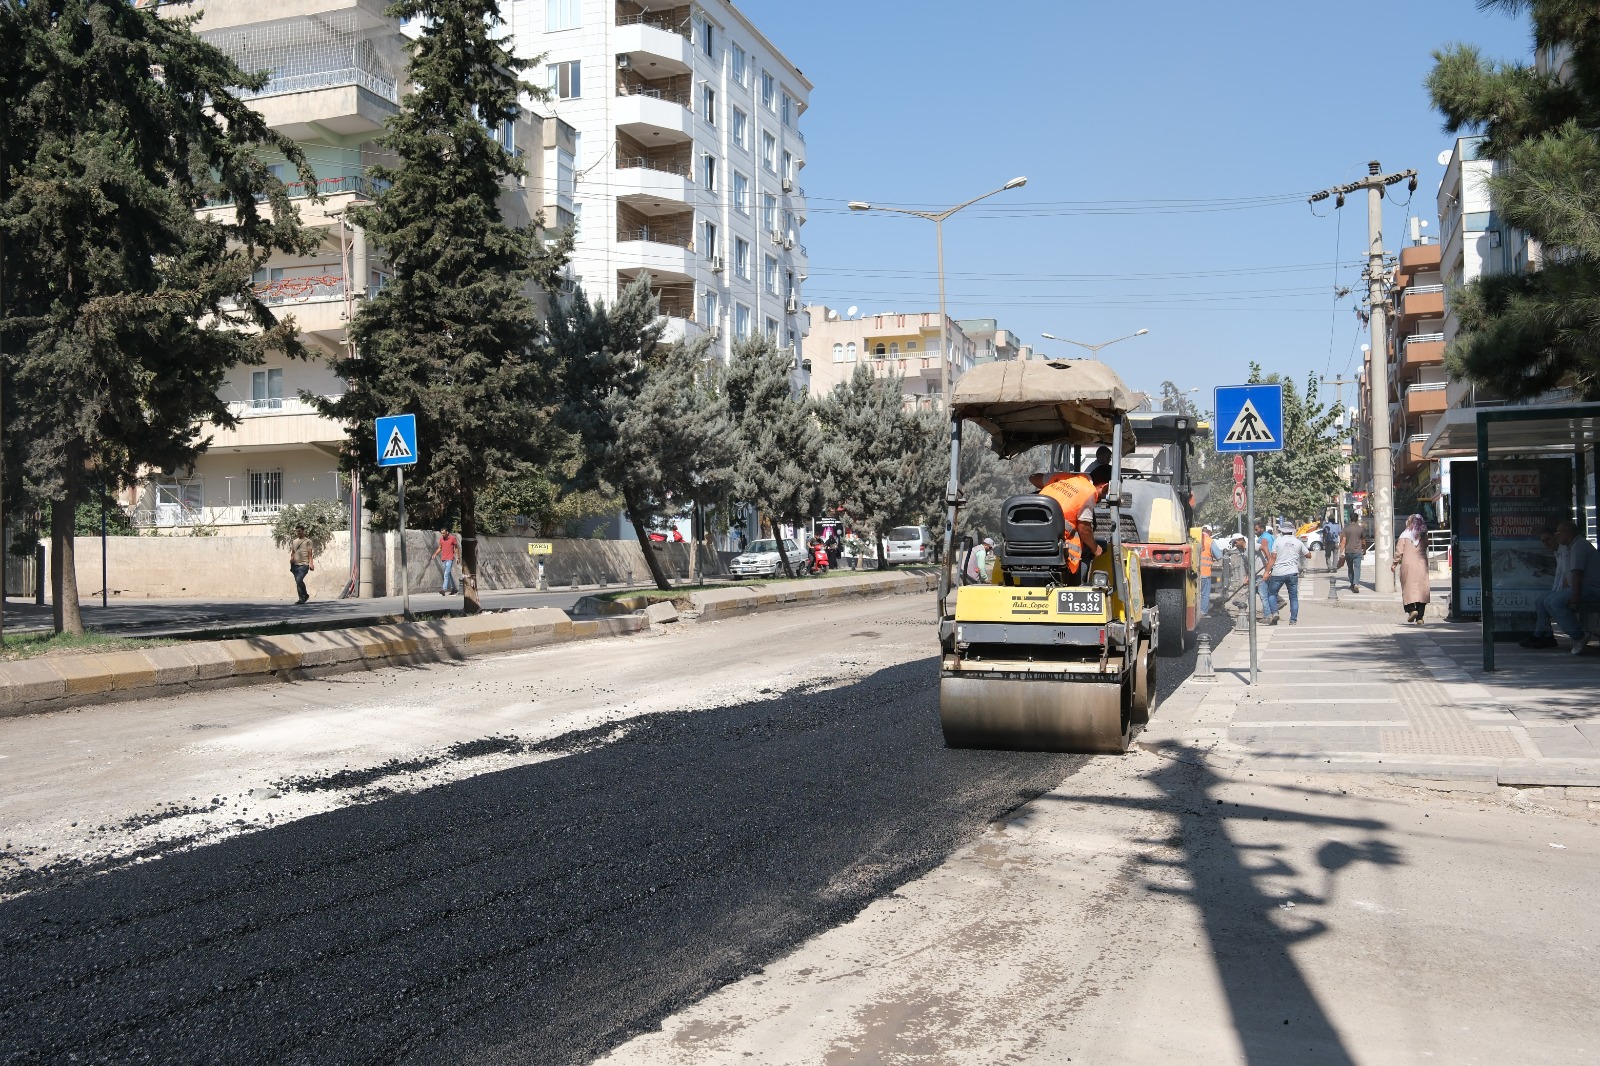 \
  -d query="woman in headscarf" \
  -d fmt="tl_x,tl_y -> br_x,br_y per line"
1392,514 -> 1431,624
